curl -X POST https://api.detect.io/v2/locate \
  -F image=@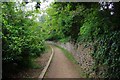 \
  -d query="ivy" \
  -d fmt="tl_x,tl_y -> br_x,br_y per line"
92,31 -> 120,78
